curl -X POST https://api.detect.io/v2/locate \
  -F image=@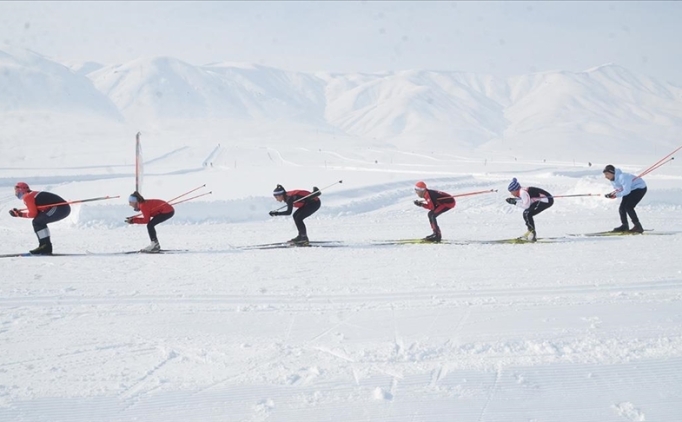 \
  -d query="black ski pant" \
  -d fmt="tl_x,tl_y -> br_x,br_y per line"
32,205 -> 71,244
147,210 -> 174,242
293,200 -> 321,236
619,187 -> 647,227
523,199 -> 553,232
428,203 -> 454,236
